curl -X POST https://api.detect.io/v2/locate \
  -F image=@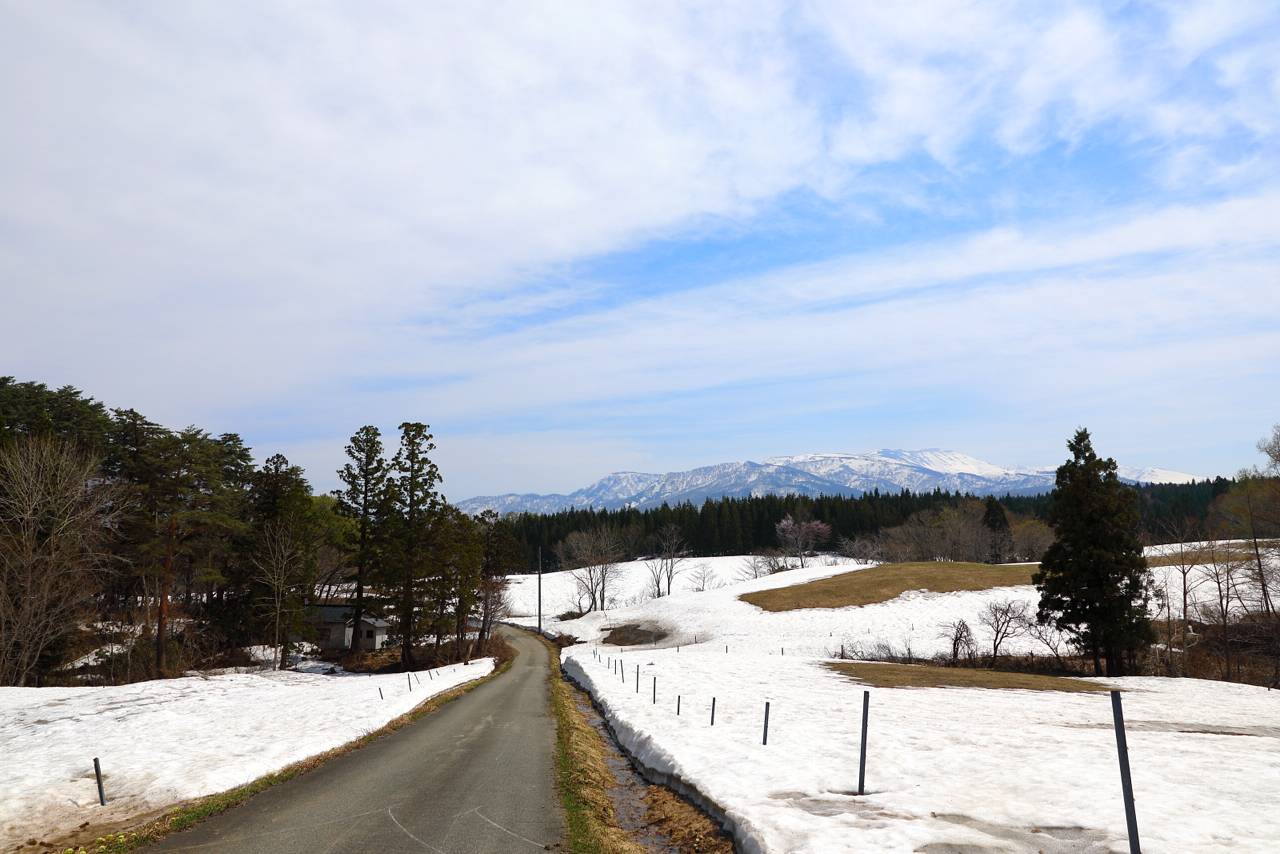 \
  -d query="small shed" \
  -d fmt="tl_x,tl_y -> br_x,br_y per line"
307,605 -> 353,651
345,616 -> 391,651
